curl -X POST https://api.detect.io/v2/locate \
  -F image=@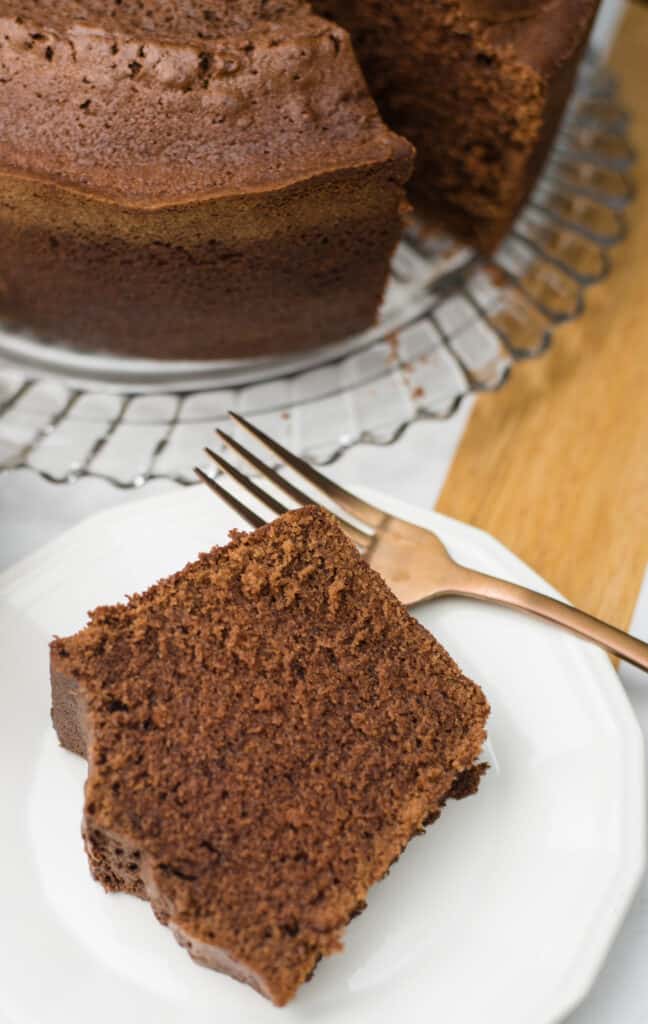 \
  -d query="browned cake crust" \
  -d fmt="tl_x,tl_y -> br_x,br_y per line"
313,0 -> 600,252
50,507 -> 489,1006
0,3 -> 413,358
